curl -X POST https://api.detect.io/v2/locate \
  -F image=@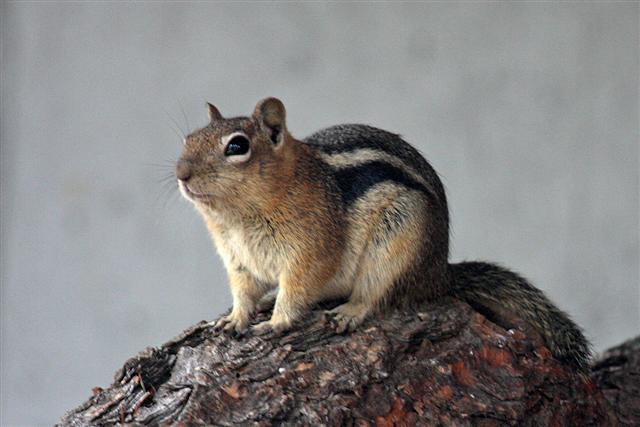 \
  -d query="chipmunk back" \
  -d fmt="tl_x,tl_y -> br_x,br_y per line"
176,97 -> 591,373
